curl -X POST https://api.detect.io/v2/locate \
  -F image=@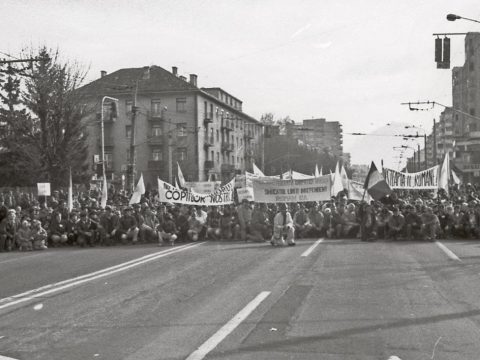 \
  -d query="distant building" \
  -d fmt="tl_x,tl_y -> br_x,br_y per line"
286,118 -> 343,157
78,66 -> 263,189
